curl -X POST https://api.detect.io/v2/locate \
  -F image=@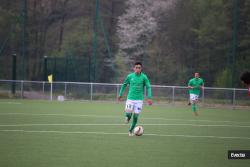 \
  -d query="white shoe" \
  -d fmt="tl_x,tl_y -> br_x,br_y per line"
129,132 -> 134,136
125,117 -> 130,124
